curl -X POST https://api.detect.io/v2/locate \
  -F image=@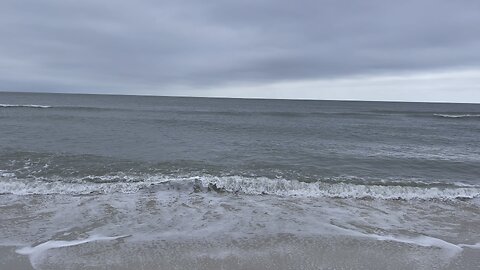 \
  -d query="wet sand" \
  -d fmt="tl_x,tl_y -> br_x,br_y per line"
2,234 -> 480,270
